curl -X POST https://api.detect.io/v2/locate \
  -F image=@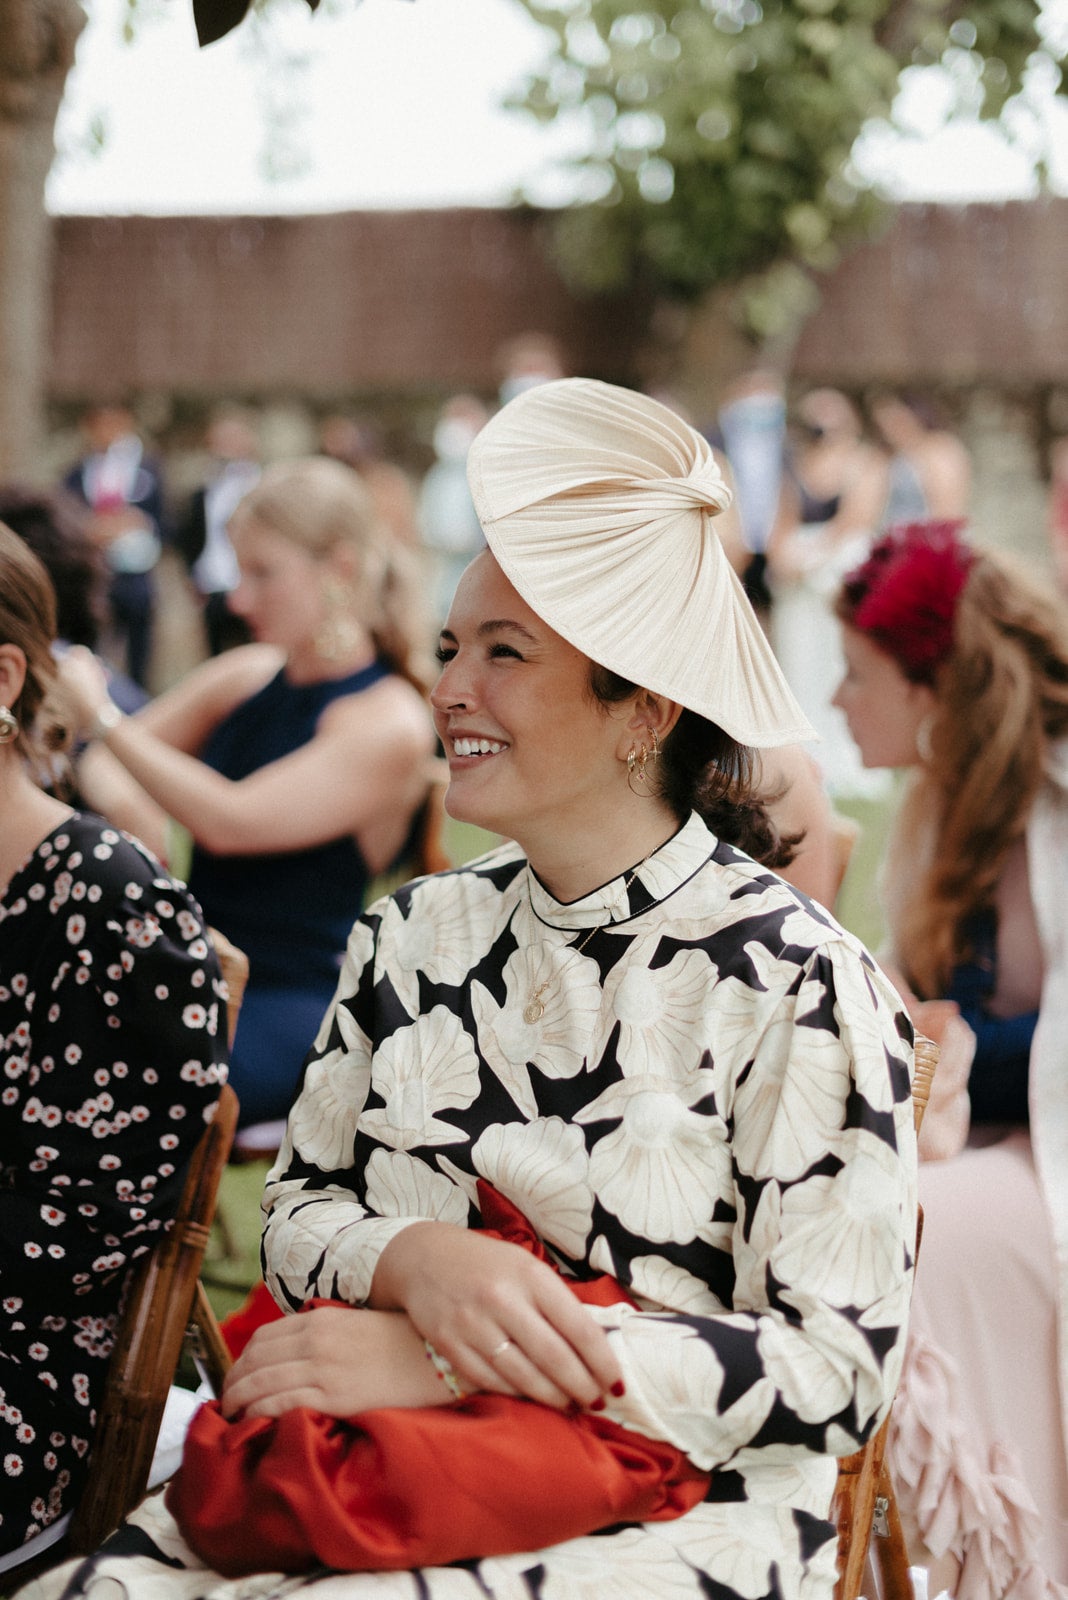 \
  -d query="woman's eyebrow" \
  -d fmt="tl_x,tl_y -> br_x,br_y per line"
477,619 -> 540,643
438,619 -> 541,647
